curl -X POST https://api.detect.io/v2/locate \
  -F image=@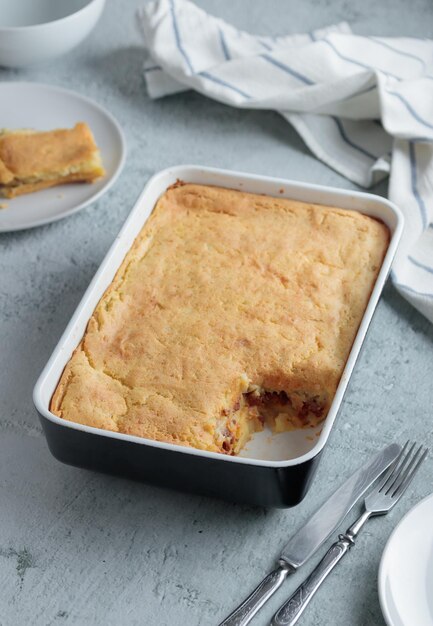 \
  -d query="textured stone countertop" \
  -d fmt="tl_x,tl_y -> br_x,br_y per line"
1,1 -> 432,625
